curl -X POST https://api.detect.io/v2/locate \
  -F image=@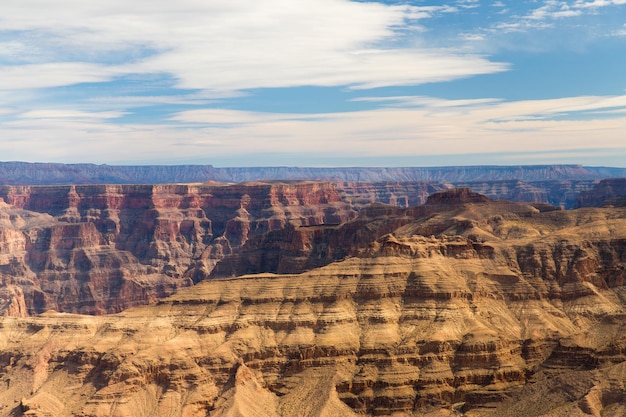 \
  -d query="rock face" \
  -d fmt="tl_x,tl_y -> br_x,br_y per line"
0,183 -> 356,315
0,162 -> 616,209
0,190 -> 625,416
337,179 -> 600,209
1,179 -> 624,317
576,178 -> 626,208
